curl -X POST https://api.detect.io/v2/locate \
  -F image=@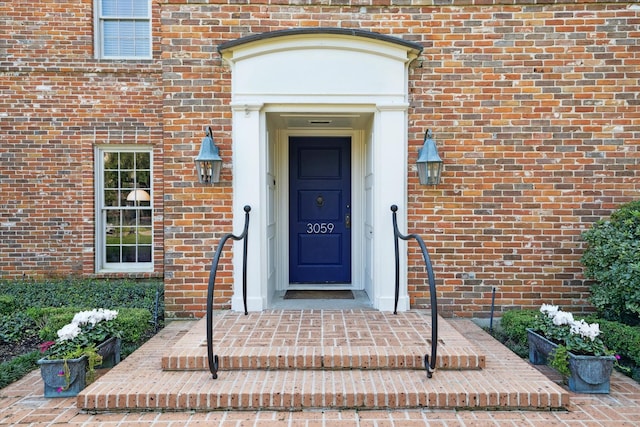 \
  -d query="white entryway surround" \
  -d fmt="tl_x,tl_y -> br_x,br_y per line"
218,28 -> 422,312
